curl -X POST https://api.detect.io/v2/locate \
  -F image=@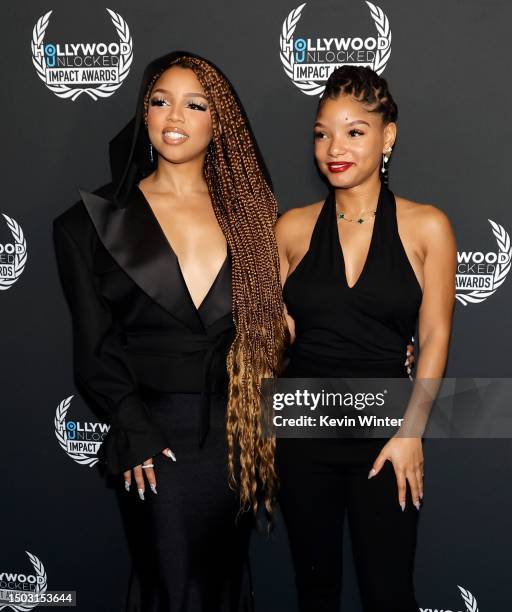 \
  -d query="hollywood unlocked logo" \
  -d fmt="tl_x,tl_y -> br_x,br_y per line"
0,552 -> 47,612
280,1 -> 392,96
456,219 -> 511,306
0,214 -> 27,291
54,395 -> 109,467
31,8 -> 133,101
